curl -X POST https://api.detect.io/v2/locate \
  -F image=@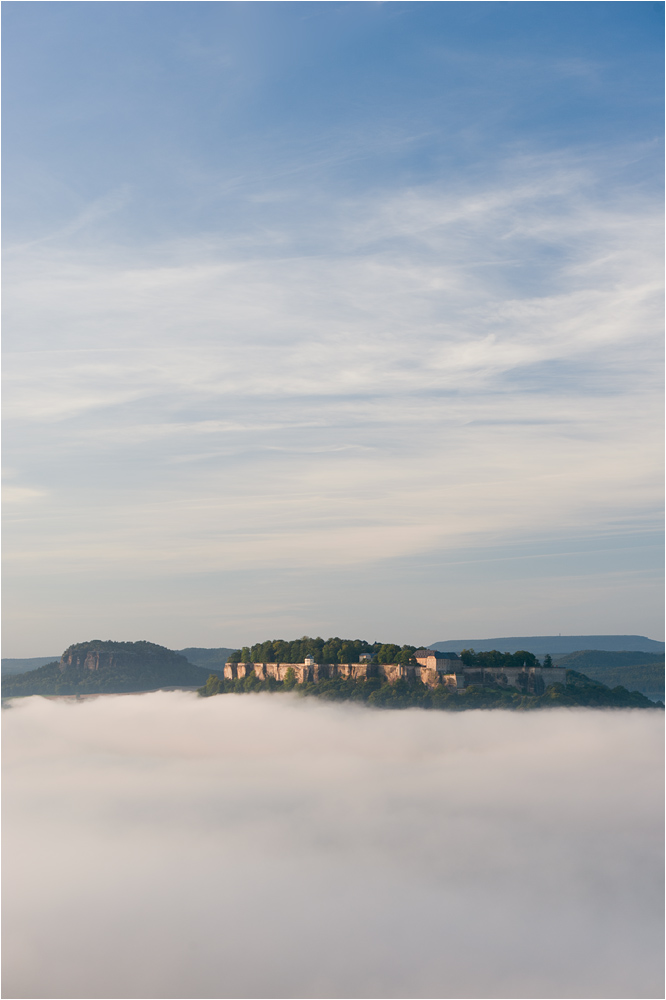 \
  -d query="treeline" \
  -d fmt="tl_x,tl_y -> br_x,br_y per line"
199,669 -> 662,710
65,639 -> 170,655
229,637 -> 417,665
459,649 -> 543,668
